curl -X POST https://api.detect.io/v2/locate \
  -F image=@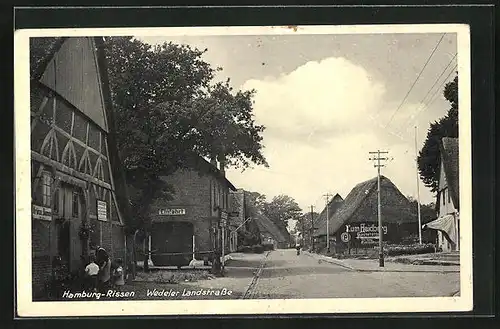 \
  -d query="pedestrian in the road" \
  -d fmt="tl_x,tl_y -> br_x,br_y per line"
296,243 -> 301,255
